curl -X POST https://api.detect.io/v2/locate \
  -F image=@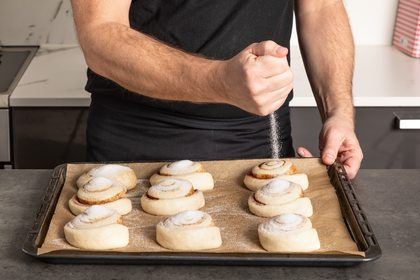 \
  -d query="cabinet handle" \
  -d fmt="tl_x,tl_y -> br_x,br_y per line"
398,119 -> 420,129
